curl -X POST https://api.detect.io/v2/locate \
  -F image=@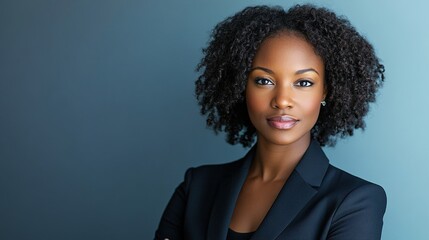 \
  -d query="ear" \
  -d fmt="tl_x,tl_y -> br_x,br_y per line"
322,86 -> 327,101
